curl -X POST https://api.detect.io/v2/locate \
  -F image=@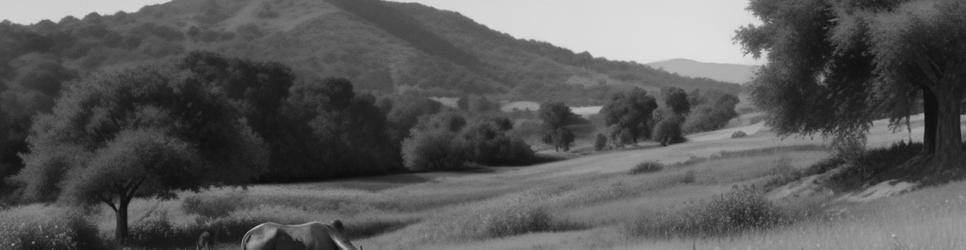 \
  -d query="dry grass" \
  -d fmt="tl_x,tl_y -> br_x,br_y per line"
6,115 -> 952,249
